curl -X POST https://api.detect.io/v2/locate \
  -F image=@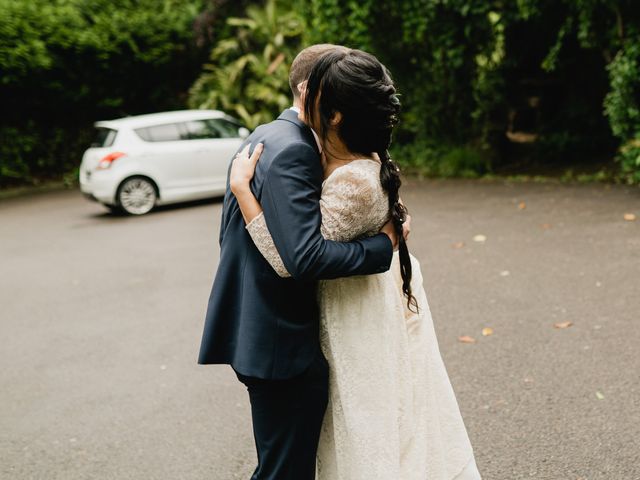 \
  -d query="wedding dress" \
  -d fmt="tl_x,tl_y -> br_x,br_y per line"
246,159 -> 482,480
